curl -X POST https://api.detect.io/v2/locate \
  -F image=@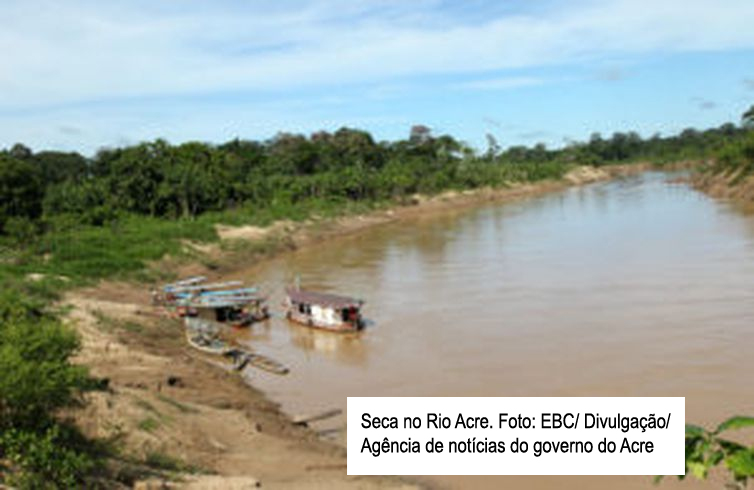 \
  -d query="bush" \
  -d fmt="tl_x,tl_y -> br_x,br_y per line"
0,289 -> 99,487
0,299 -> 90,428
712,131 -> 754,183
3,217 -> 38,245
0,425 -> 97,489
0,154 -> 43,233
660,417 -> 754,488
